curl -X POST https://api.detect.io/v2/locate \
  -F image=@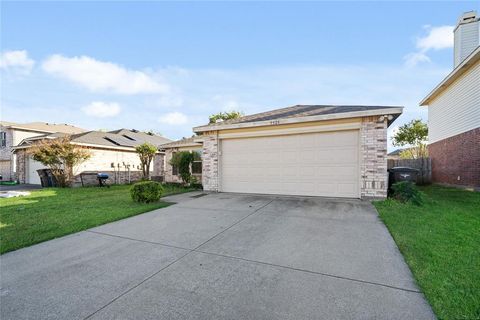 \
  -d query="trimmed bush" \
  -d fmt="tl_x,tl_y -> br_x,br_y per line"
130,181 -> 163,203
391,181 -> 423,206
